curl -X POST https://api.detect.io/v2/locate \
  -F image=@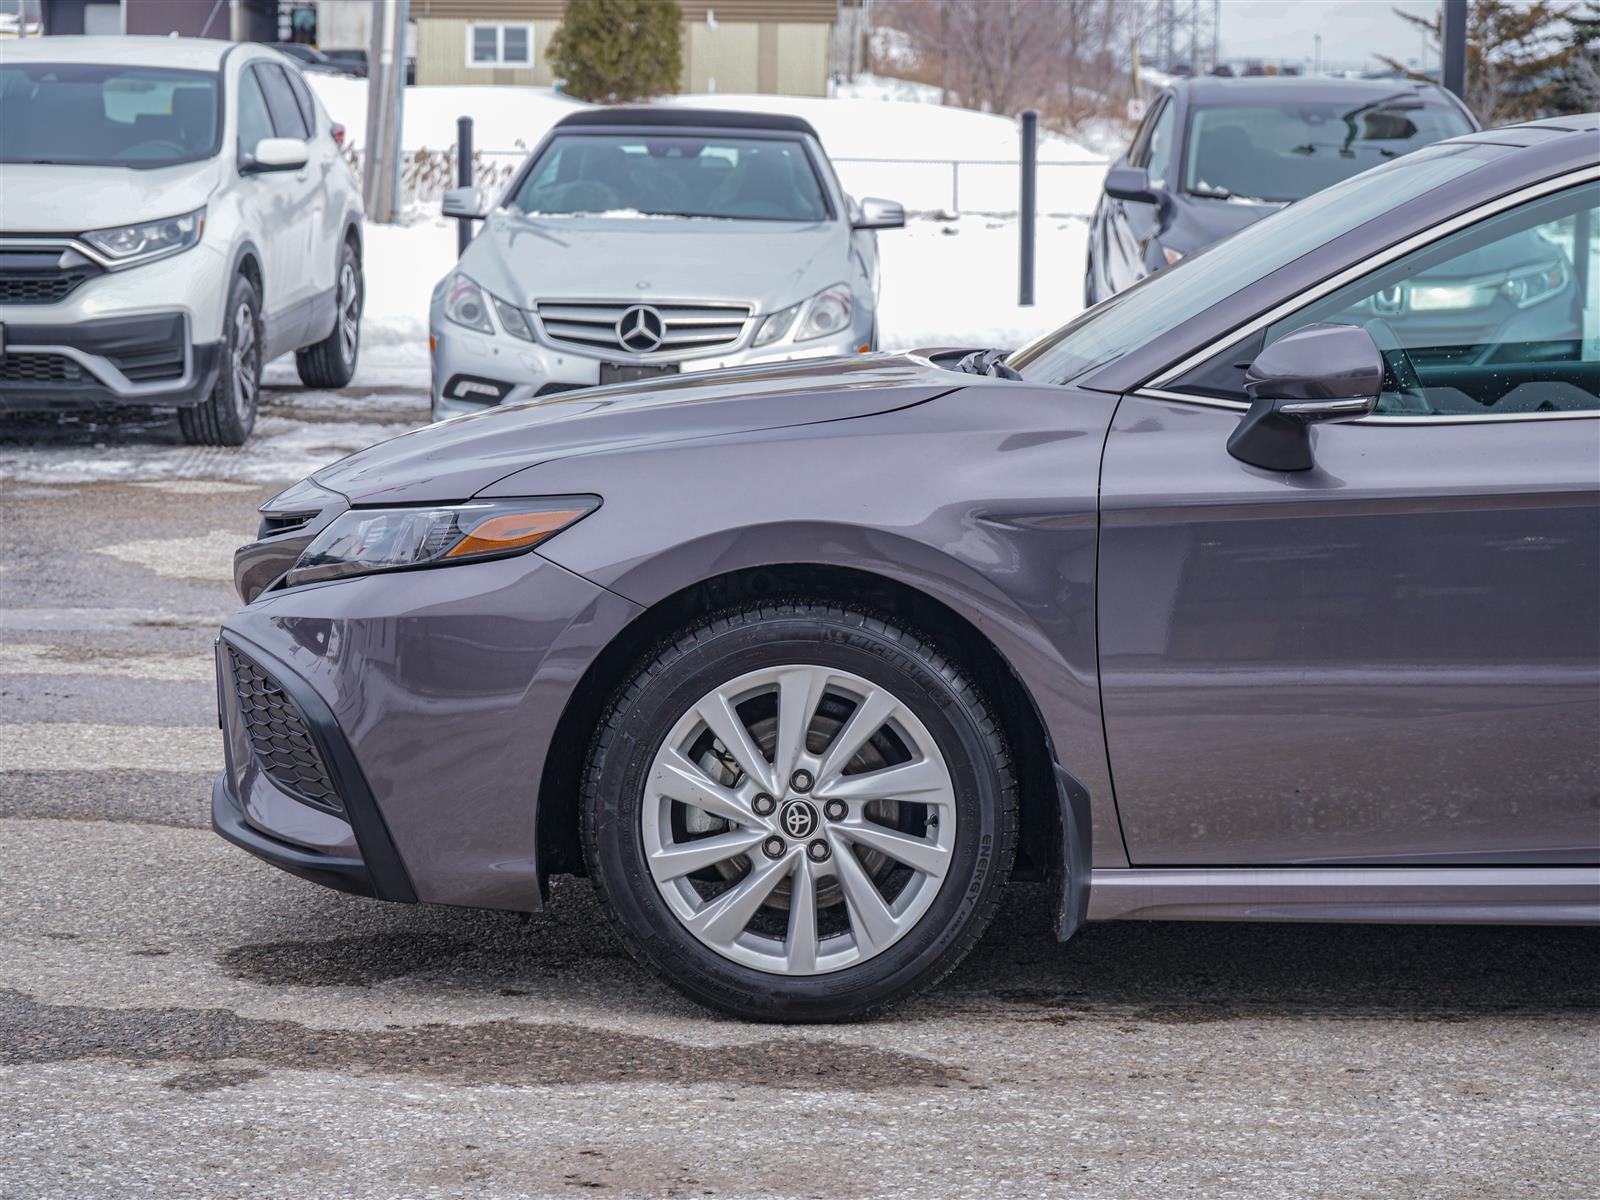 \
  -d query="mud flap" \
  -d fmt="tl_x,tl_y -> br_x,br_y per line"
1053,765 -> 1093,942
